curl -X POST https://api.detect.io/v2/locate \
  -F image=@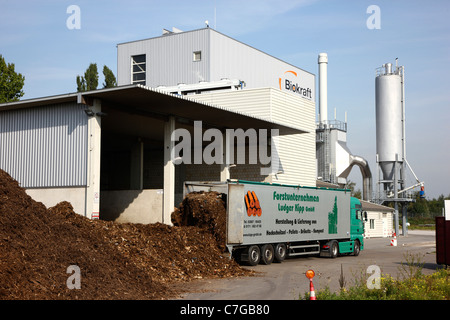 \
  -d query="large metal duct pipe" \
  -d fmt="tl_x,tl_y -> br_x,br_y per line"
337,154 -> 373,201
349,155 -> 373,201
